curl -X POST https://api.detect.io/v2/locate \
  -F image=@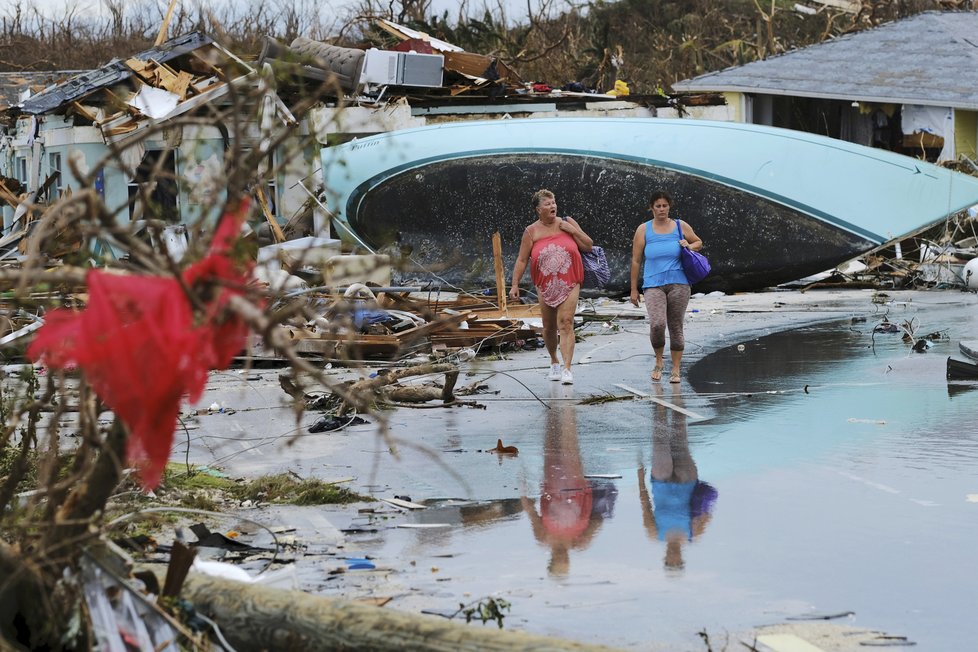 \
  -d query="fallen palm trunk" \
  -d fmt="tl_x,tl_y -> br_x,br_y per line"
342,362 -> 458,413
179,573 -> 625,652
382,368 -> 459,403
